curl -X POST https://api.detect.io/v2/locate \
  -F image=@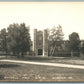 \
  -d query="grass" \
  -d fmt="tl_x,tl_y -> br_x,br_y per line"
0,61 -> 84,82
0,55 -> 84,82
5,55 -> 84,65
